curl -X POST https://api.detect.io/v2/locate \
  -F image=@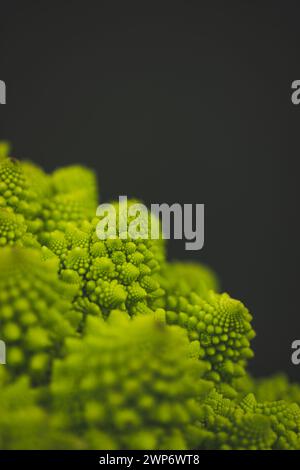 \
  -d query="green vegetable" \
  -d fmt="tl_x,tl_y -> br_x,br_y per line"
0,145 -> 299,450
51,313 -> 212,450
0,247 -> 78,384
